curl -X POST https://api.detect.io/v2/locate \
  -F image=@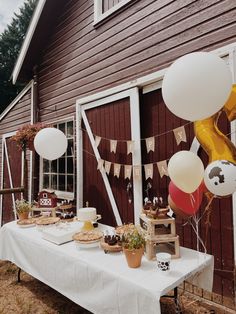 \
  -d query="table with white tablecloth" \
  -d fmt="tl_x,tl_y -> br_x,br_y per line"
0,221 -> 214,314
